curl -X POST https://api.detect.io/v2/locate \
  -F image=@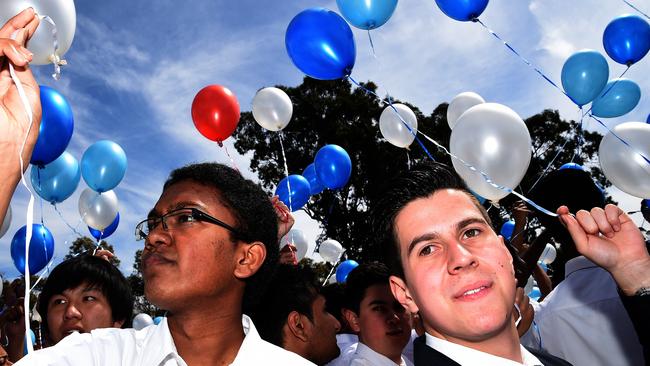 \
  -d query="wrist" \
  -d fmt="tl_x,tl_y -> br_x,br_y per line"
611,257 -> 650,296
